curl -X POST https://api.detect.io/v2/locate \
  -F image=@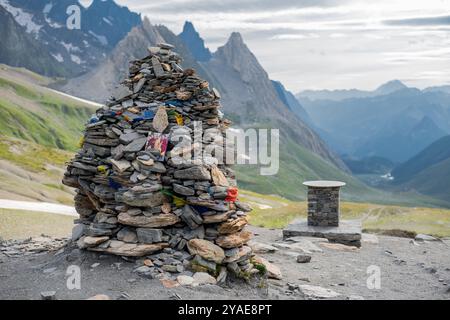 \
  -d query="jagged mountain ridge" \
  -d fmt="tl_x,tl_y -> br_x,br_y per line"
0,6 -> 67,76
0,0 -> 141,76
200,32 -> 345,169
178,21 -> 212,62
297,79 -> 409,102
